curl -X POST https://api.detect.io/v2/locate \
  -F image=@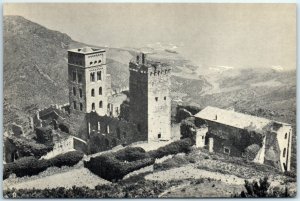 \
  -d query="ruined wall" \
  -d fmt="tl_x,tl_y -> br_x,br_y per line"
86,112 -> 144,154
